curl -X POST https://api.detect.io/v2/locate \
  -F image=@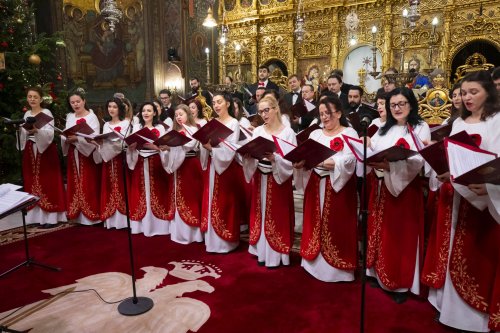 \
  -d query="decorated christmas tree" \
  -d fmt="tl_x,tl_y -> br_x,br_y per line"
0,0 -> 66,182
